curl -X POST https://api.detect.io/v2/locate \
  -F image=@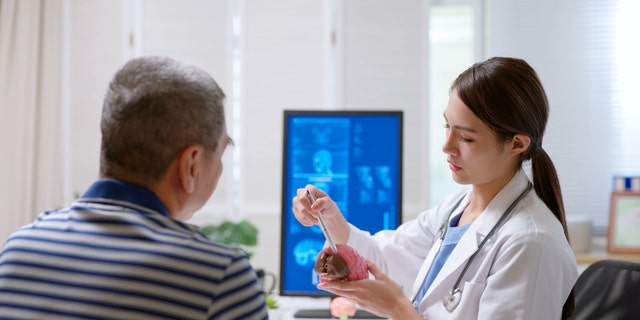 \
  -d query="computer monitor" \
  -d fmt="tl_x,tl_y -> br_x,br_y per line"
279,110 -> 403,301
